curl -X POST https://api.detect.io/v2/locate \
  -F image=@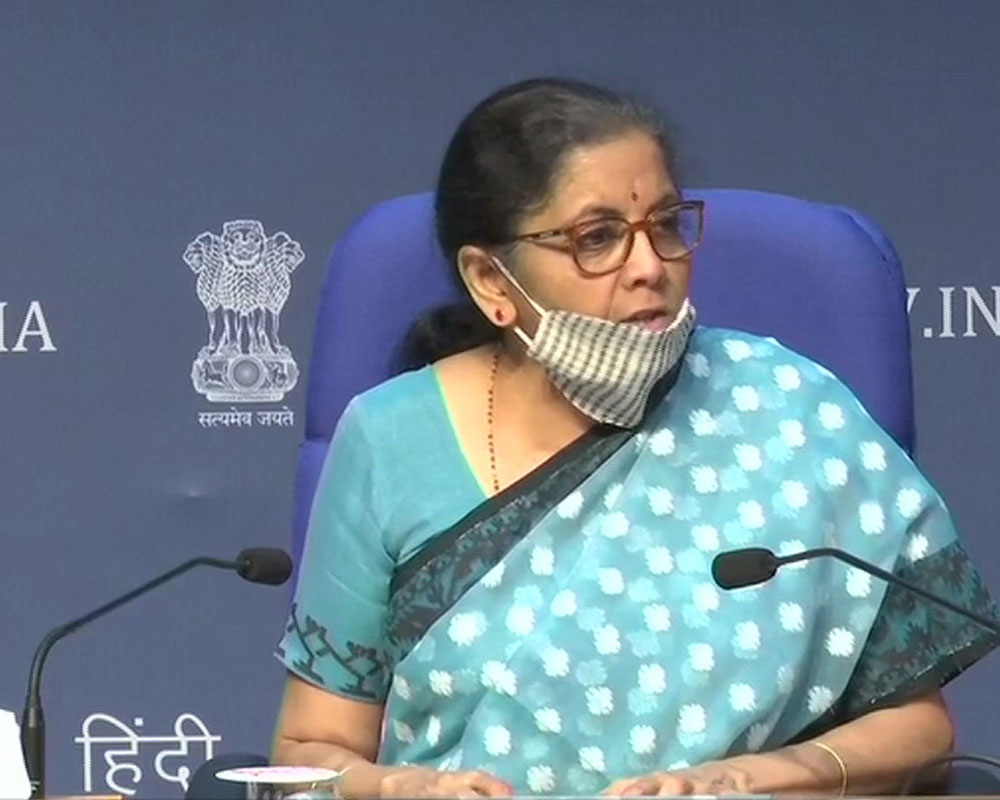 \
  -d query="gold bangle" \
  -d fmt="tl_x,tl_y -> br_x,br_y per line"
811,740 -> 848,797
